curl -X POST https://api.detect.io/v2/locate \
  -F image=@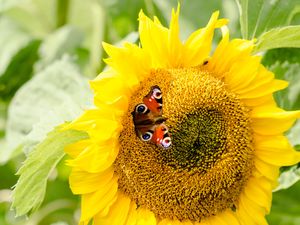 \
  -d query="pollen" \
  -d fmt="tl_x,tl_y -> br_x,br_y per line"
114,66 -> 254,222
